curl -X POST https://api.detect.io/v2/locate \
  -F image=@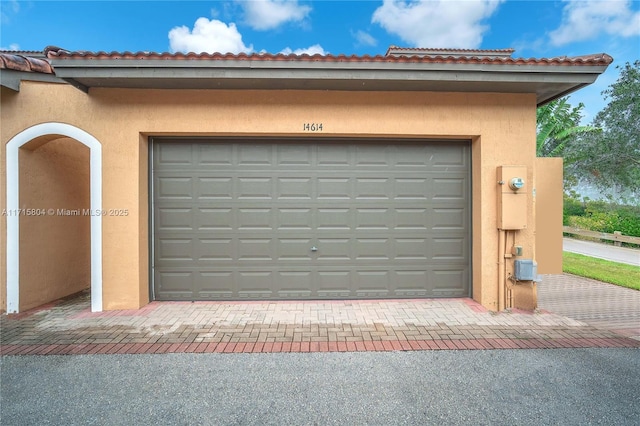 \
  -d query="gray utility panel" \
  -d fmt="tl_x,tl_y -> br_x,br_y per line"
151,139 -> 471,301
